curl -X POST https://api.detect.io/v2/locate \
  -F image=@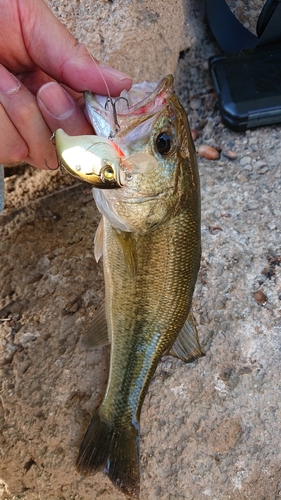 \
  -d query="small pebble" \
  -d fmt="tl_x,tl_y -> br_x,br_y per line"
223,149 -> 237,160
190,98 -> 202,110
209,226 -> 223,234
258,166 -> 269,174
197,145 -> 220,160
249,137 -> 258,145
253,290 -> 267,305
255,160 -> 267,169
244,164 -> 253,172
191,129 -> 199,141
240,156 -> 252,166
199,118 -> 208,129
247,202 -> 259,210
